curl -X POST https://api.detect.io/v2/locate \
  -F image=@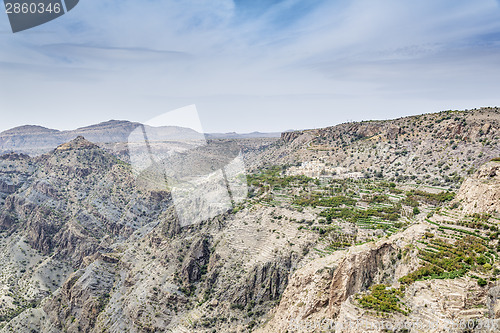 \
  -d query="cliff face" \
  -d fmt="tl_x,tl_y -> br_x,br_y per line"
43,256 -> 118,333
456,160 -> 500,214
280,131 -> 302,143
257,226 -> 424,333
328,242 -> 396,317
258,221 -> 500,333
